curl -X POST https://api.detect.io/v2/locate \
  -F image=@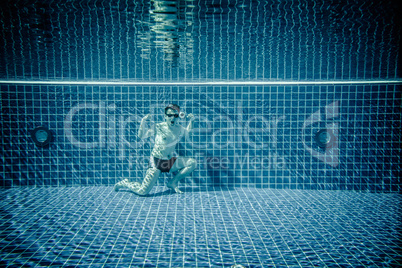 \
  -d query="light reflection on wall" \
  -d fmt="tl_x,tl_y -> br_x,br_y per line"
148,0 -> 194,66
